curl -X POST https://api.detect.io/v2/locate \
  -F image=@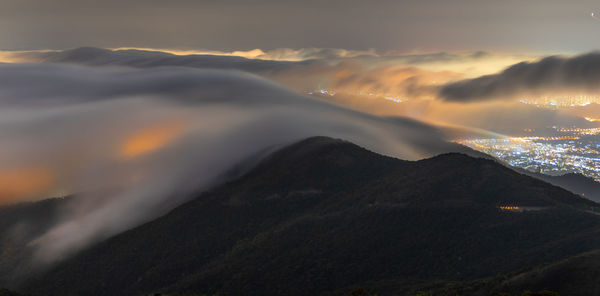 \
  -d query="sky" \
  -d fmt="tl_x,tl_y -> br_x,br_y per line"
1,0 -> 600,53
